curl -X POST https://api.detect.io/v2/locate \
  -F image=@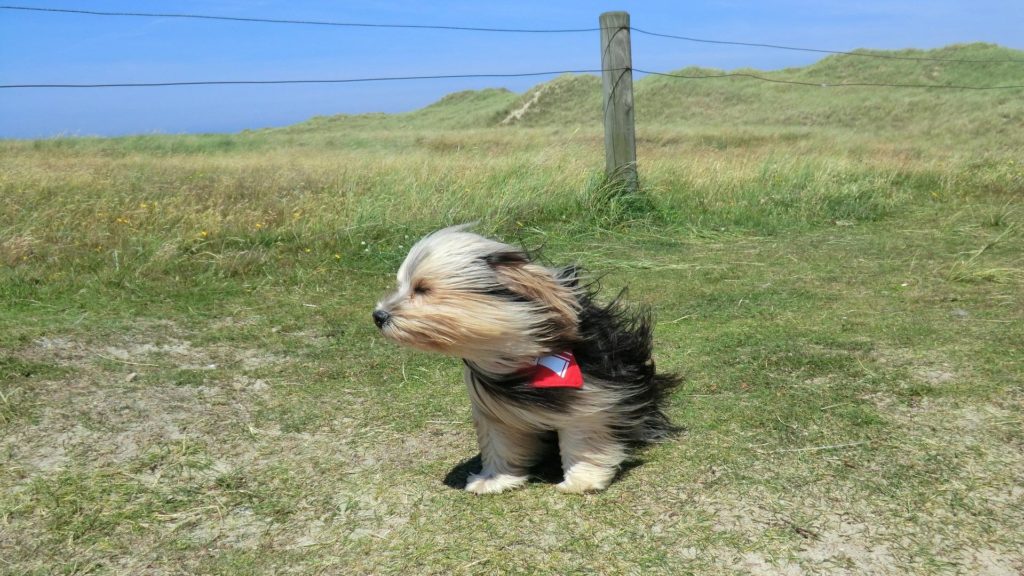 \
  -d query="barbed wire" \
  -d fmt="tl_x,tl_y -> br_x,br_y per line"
3,4 -> 1023,64
3,68 -> 1022,90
